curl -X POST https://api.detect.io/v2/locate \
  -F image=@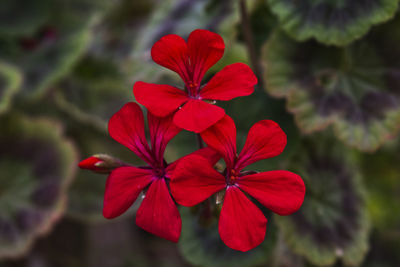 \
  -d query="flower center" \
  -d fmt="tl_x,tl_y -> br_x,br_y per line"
153,167 -> 165,179
186,81 -> 201,98
226,169 -> 239,185
188,82 -> 198,88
